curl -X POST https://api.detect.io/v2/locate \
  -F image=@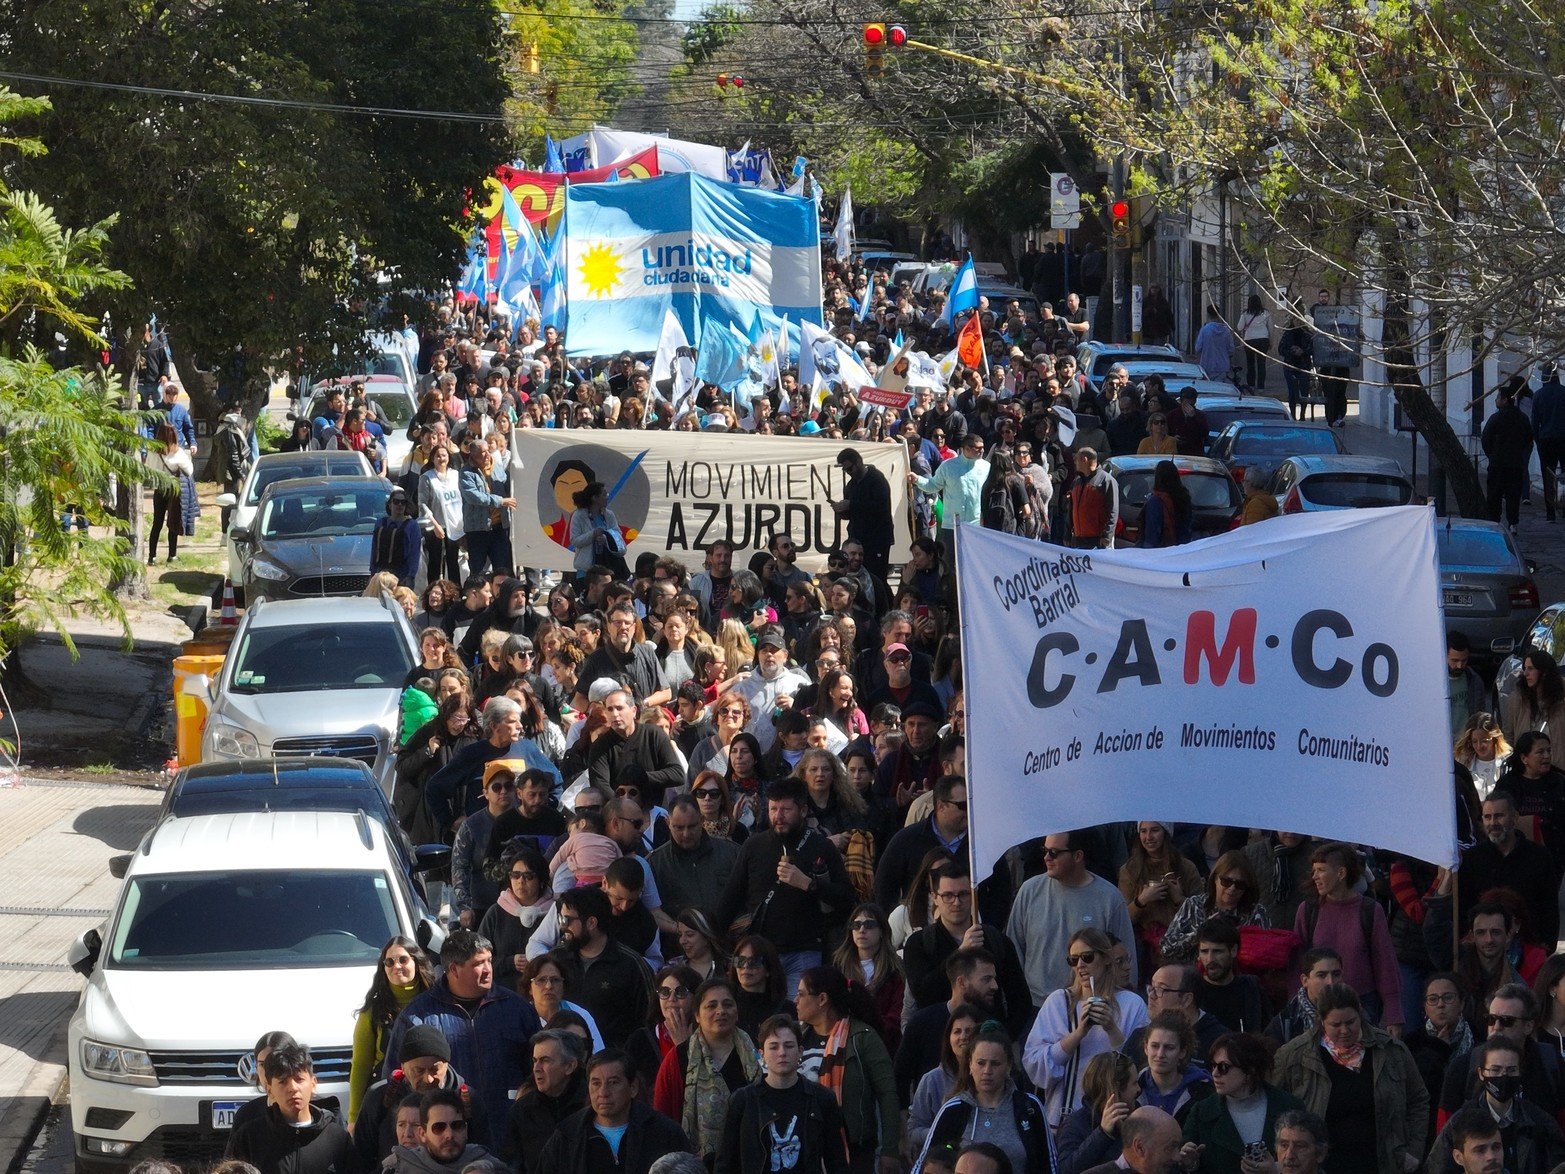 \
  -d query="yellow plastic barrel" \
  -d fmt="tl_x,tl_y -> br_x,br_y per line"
172,653 -> 227,767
